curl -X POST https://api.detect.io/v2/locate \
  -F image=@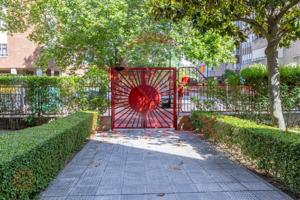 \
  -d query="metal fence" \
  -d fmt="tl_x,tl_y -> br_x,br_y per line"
178,83 -> 300,114
1,83 -> 298,118
178,84 -> 256,114
0,85 -> 108,117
